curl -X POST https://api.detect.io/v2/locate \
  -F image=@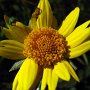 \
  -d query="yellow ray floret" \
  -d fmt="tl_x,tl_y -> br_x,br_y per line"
0,40 -> 24,59
70,41 -> 90,58
13,58 -> 38,90
62,61 -> 80,82
58,7 -> 80,37
54,62 -> 70,81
